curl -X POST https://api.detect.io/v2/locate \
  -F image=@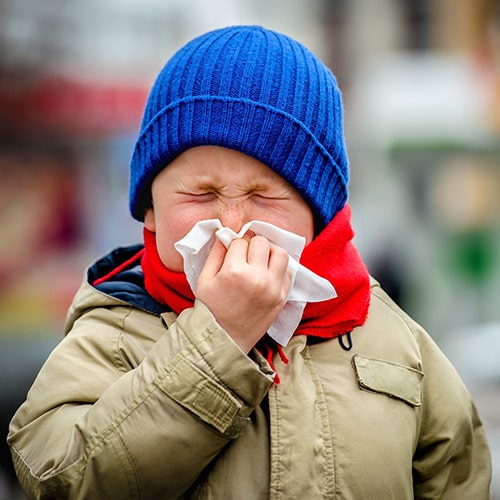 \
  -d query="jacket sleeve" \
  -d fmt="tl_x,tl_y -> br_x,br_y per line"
412,325 -> 492,499
8,300 -> 274,499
